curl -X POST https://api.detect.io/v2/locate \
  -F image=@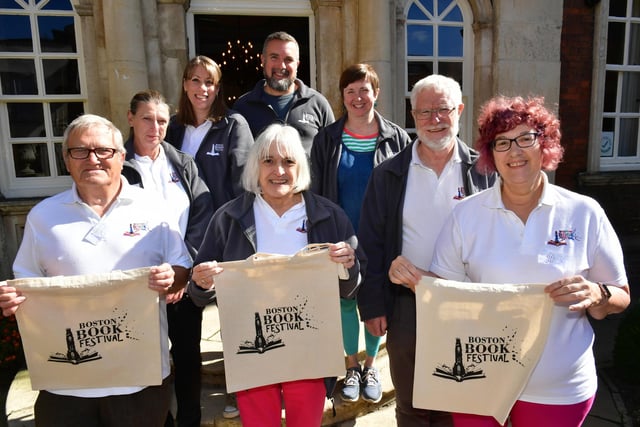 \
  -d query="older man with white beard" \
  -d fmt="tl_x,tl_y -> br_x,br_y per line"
357,74 -> 497,427
233,31 -> 334,155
